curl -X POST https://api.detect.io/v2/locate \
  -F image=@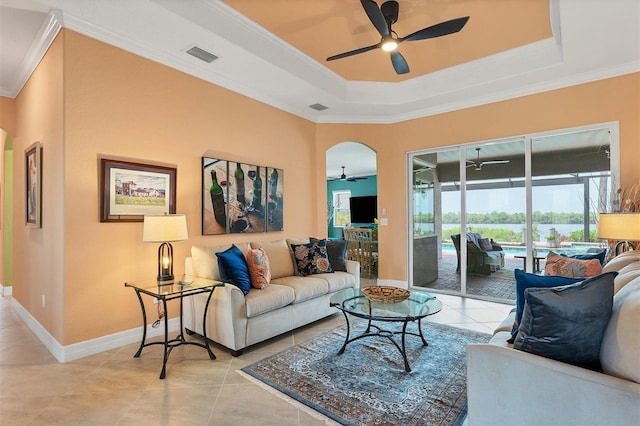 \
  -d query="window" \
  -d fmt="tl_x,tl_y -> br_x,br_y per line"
332,190 -> 351,227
